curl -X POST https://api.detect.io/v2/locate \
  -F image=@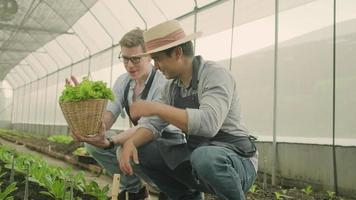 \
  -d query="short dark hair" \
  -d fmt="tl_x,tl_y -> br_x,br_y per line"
163,41 -> 194,57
